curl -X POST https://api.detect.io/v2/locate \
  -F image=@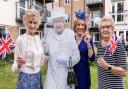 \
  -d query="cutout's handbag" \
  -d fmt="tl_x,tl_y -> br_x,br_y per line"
67,57 -> 78,86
